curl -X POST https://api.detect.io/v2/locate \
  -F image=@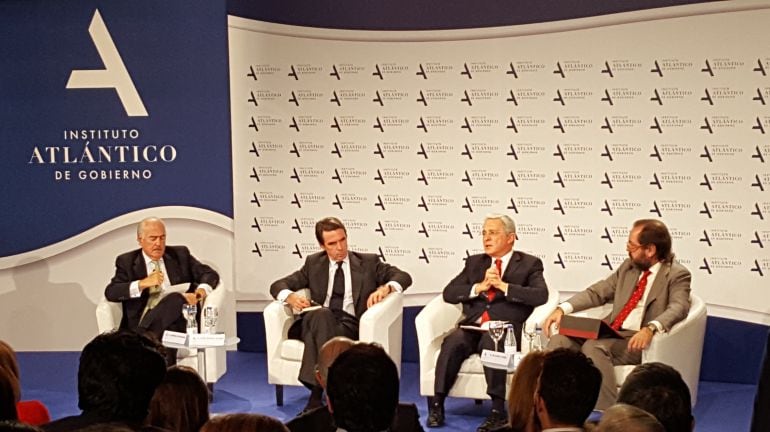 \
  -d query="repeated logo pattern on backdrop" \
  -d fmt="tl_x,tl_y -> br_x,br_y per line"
229,8 -> 769,320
